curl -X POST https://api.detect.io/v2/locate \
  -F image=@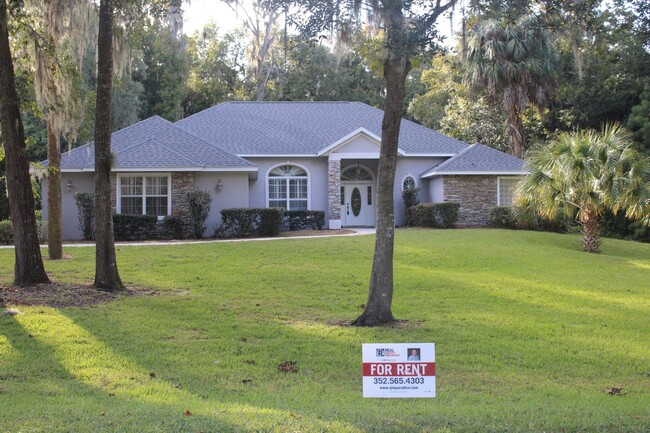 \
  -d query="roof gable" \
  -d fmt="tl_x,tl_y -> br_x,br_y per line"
176,101 -> 468,156
421,143 -> 528,177
317,128 -> 407,156
57,116 -> 255,171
